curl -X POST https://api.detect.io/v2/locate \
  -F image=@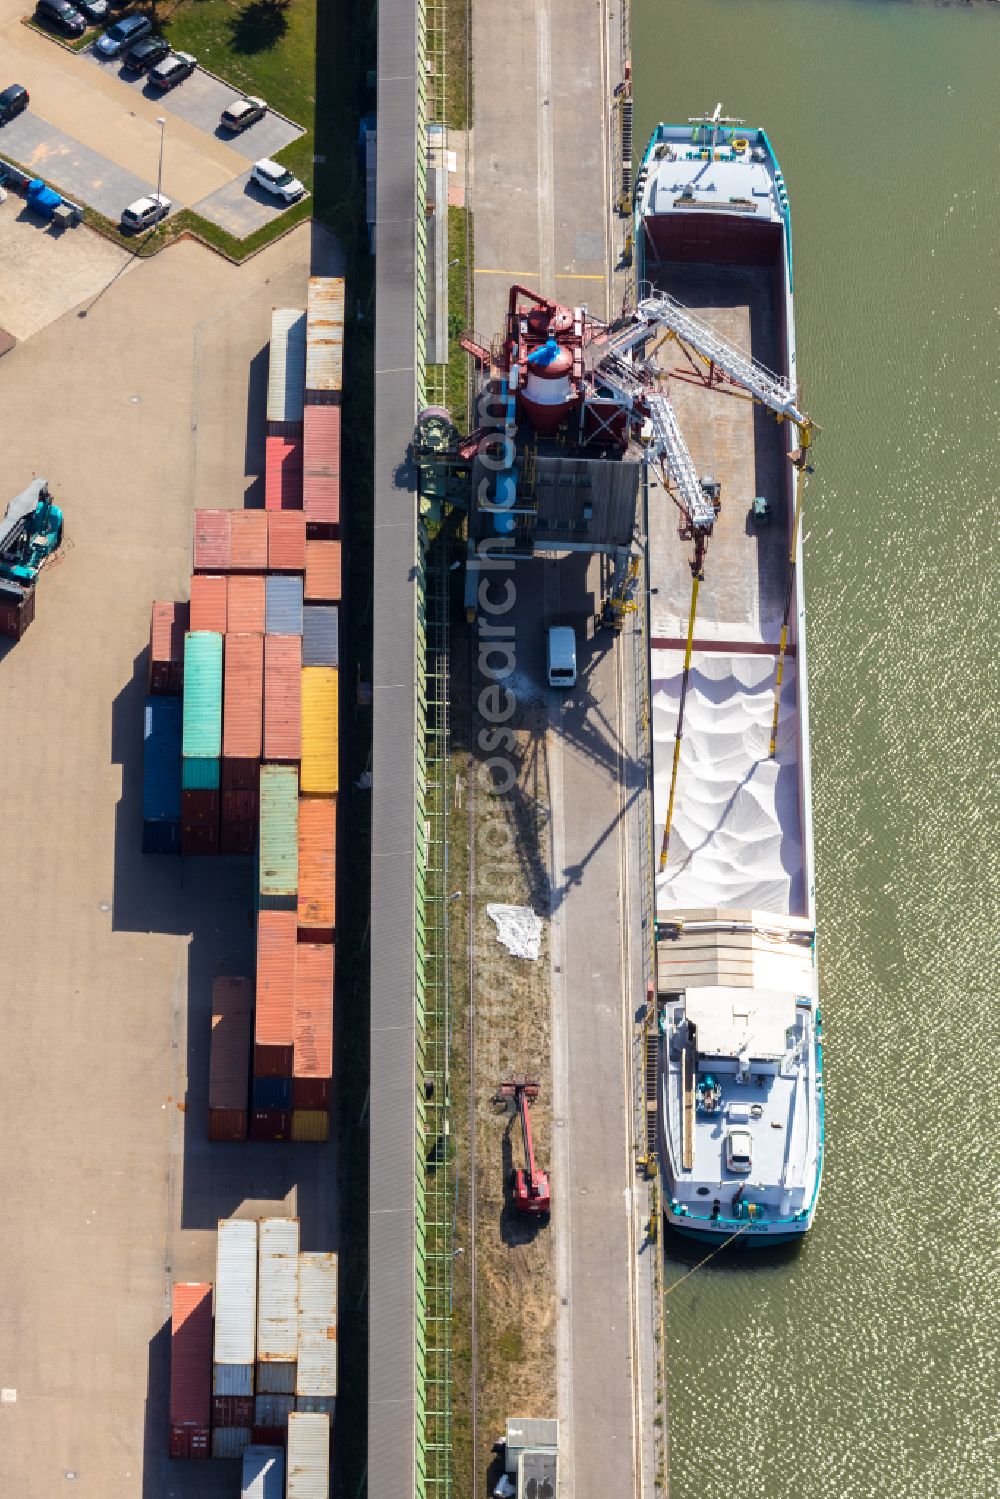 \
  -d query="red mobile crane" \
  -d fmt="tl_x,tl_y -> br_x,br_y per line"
495,1079 -> 551,1217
